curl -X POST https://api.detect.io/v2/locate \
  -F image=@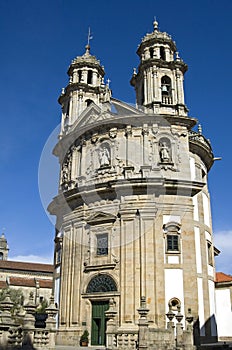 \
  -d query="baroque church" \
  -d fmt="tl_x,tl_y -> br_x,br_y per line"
48,21 -> 232,348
